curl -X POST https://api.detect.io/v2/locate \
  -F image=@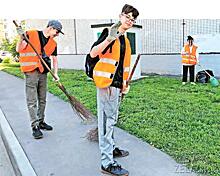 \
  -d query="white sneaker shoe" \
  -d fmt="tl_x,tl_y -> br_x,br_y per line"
190,82 -> 196,85
182,82 -> 186,85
